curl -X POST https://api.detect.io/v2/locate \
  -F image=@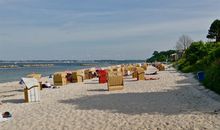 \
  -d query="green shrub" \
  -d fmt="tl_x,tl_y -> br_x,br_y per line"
182,65 -> 195,73
203,59 -> 220,94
